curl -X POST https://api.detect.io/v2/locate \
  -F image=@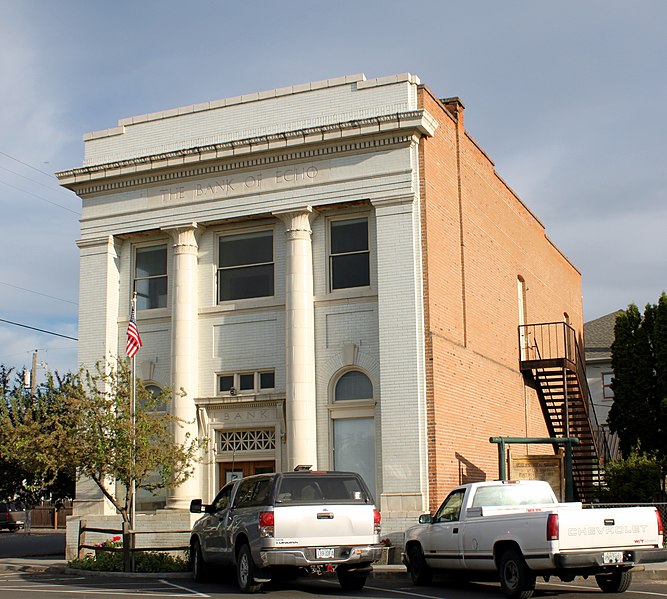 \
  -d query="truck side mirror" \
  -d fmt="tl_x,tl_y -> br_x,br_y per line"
190,499 -> 204,514
418,514 -> 433,524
